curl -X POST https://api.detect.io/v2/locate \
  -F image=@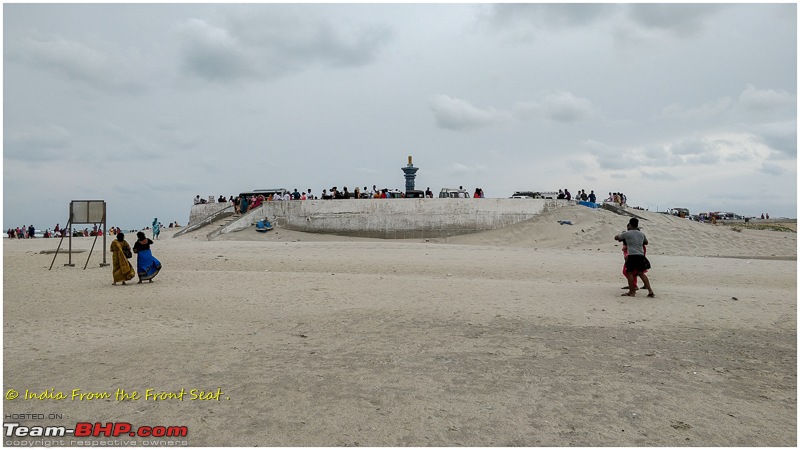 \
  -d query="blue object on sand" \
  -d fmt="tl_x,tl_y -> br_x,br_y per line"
557,220 -> 573,225
578,201 -> 598,209
256,220 -> 273,232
